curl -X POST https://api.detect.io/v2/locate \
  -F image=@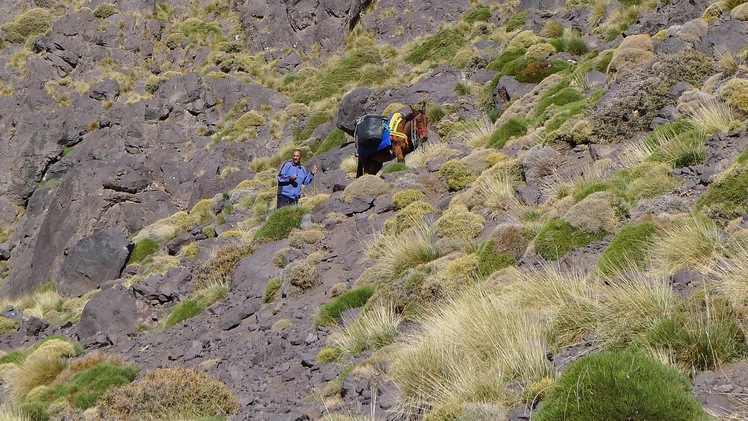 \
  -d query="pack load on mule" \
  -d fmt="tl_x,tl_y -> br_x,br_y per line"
351,103 -> 429,177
